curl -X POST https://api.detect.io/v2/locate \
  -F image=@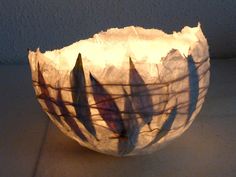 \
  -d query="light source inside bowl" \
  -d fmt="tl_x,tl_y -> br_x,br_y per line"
28,24 -> 210,156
